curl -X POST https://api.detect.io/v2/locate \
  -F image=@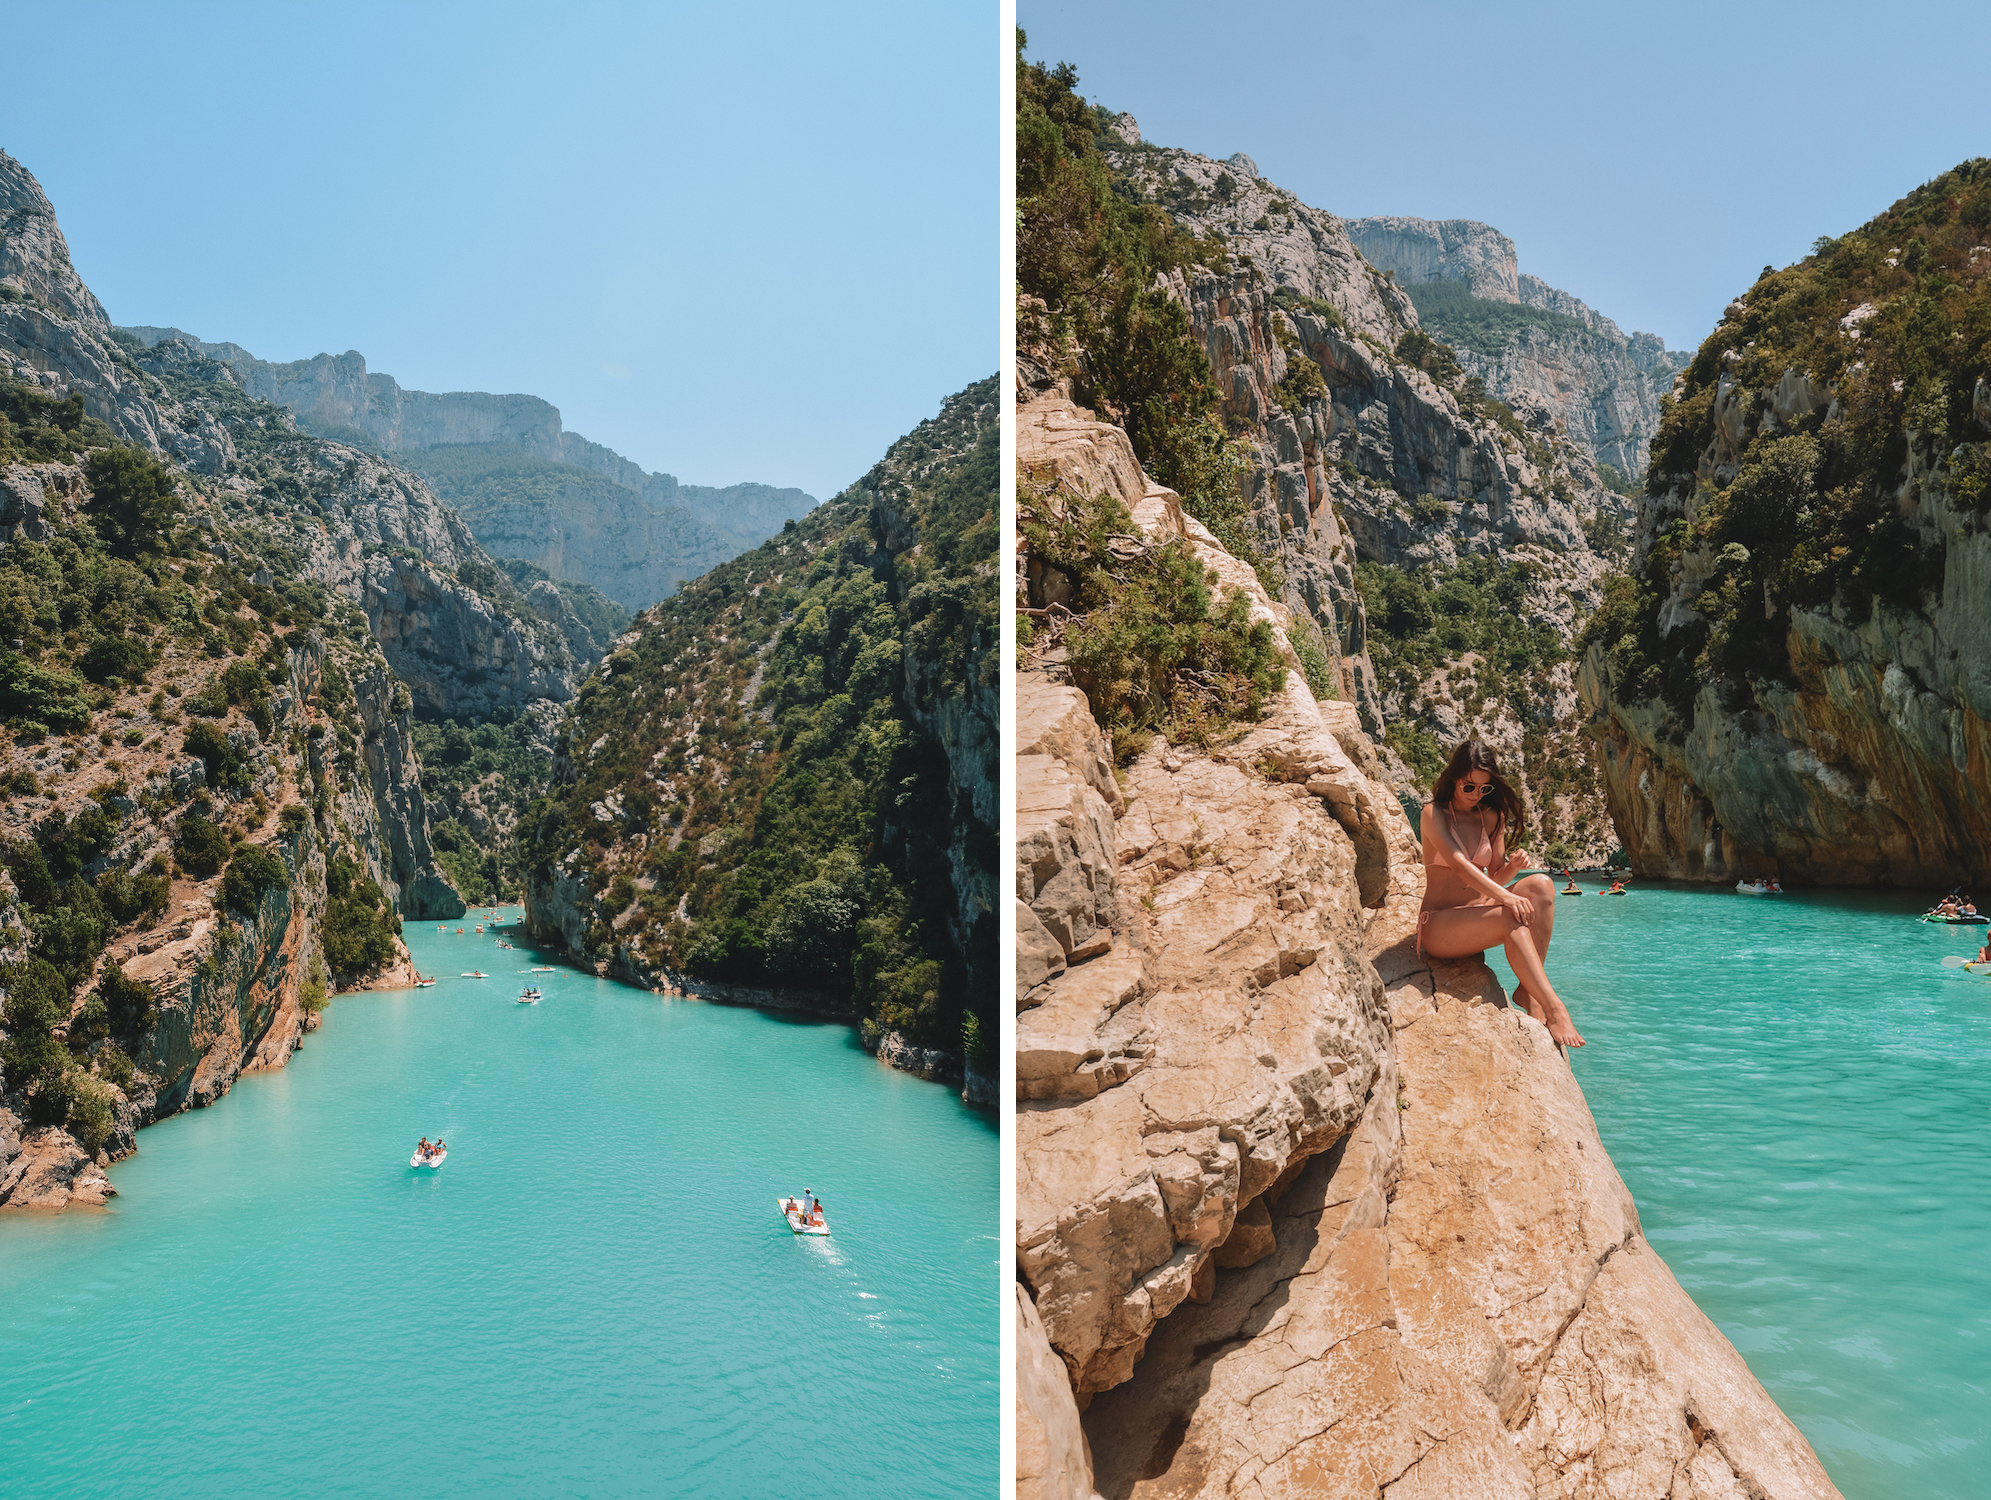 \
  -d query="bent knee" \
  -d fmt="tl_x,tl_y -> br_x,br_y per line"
1518,873 -> 1555,902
